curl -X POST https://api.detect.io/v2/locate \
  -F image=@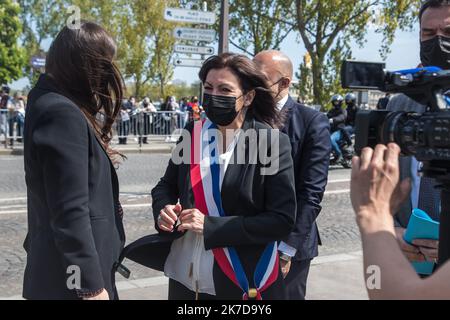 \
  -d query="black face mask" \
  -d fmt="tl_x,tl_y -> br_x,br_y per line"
420,35 -> 450,70
203,93 -> 241,126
